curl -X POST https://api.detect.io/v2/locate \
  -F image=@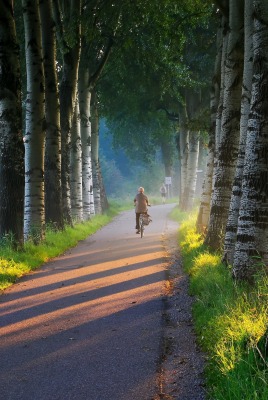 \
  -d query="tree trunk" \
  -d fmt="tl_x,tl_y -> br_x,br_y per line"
52,0 -> 81,225
233,0 -> 268,280
196,17 -> 222,233
91,90 -> 109,213
181,132 -> 200,211
40,0 -> 63,230
177,105 -> 189,209
205,0 -> 244,250
0,0 -> 24,246
179,131 -> 189,210
22,0 -> 46,242
78,67 -> 95,218
70,97 -> 83,222
99,166 -> 109,212
175,129 -> 182,201
224,0 -> 253,265
59,50 -> 80,225
196,124 -> 214,233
